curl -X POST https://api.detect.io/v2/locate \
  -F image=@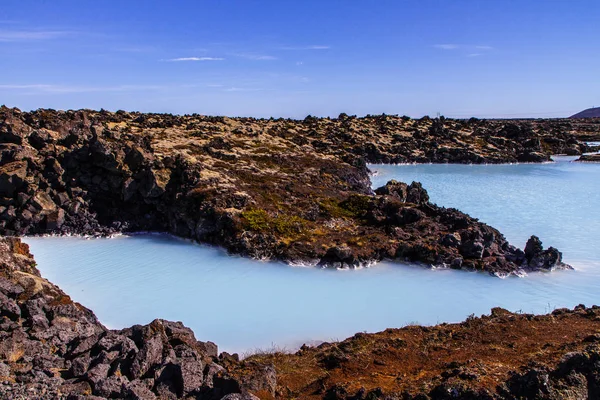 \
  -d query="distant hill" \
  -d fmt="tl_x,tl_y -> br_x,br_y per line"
570,107 -> 600,118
